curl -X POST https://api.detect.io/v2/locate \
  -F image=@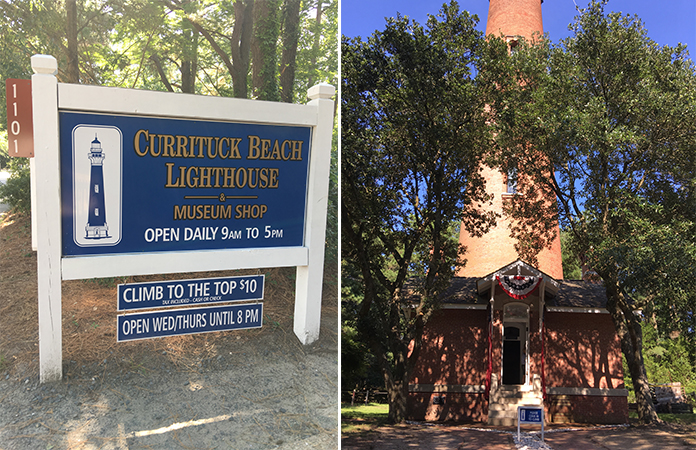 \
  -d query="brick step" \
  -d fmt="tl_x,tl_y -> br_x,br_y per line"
487,416 -> 517,426
488,407 -> 517,417
489,401 -> 542,412
491,395 -> 542,405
